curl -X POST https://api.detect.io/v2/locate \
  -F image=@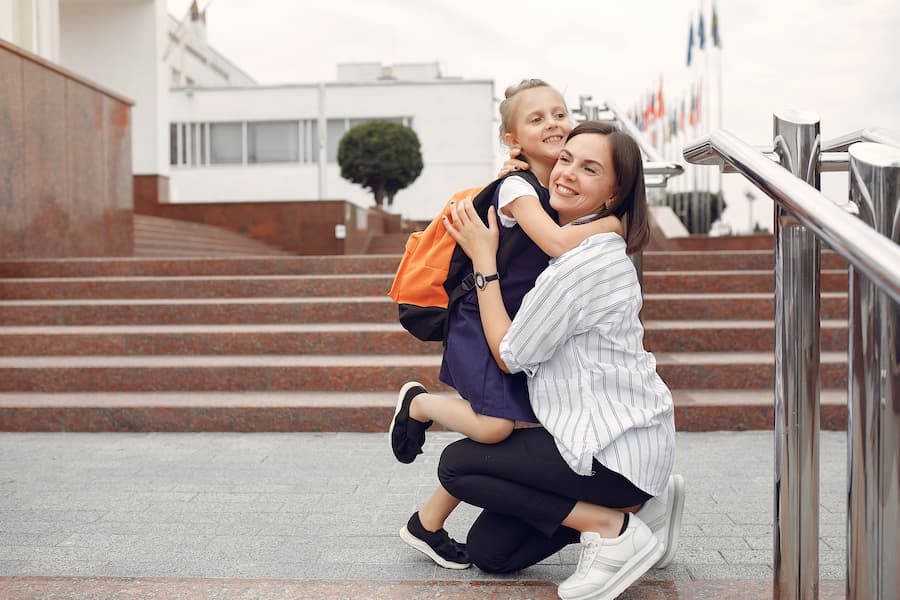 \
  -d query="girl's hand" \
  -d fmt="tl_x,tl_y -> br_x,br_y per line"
497,146 -> 530,178
443,198 -> 499,268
